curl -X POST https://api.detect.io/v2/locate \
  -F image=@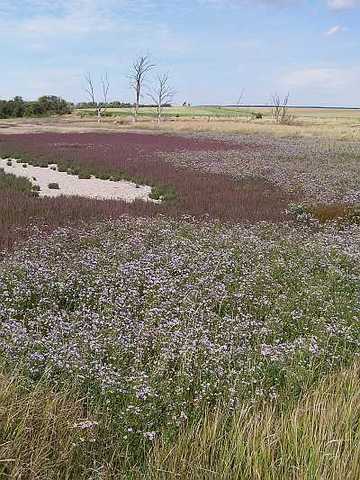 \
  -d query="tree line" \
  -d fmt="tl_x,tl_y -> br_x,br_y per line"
0,96 -> 72,119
